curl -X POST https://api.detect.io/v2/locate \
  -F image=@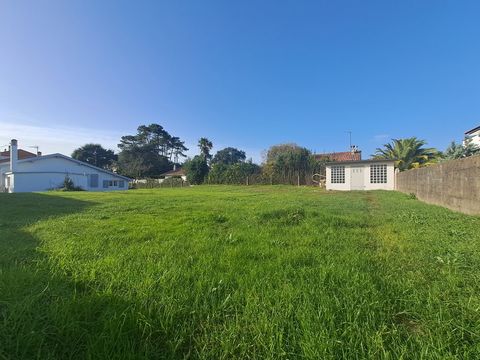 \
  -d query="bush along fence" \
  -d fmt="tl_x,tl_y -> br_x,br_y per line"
207,172 -> 325,186
132,177 -> 189,189
131,171 -> 326,189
